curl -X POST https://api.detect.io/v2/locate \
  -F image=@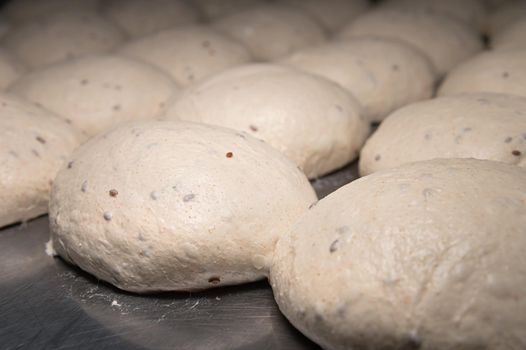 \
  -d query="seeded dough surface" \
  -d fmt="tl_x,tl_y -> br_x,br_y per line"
163,64 -> 369,178
271,158 -> 526,350
360,93 -> 526,175
10,55 -> 179,138
281,37 -> 436,122
0,93 -> 80,228
118,26 -> 251,86
50,121 -> 316,292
